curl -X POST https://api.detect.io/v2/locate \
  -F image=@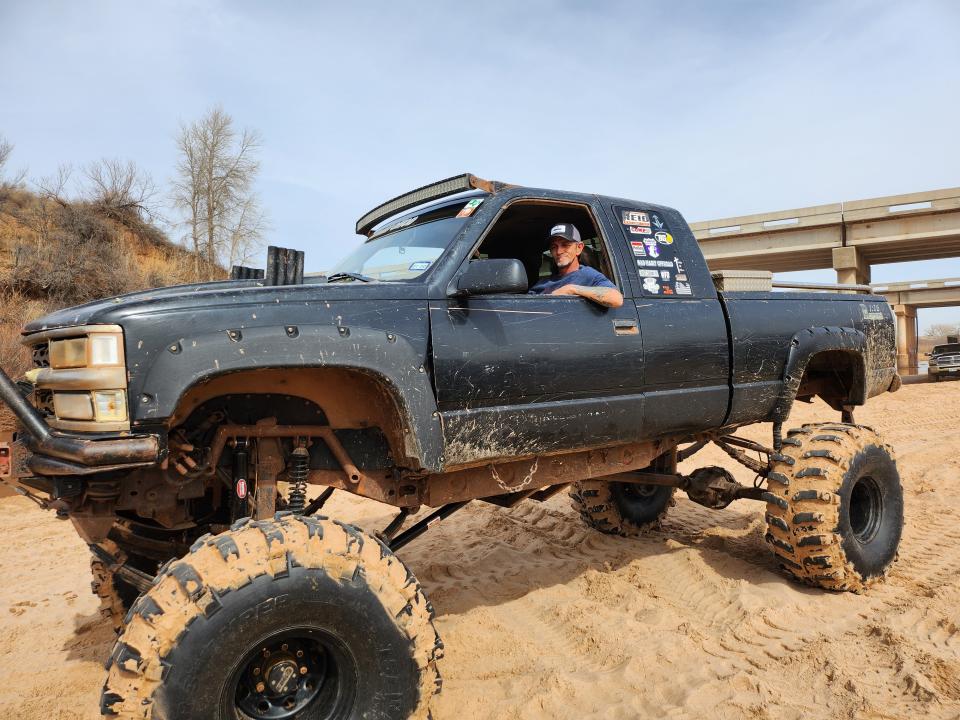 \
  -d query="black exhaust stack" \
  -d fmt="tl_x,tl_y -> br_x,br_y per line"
230,265 -> 265,280
264,246 -> 305,286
